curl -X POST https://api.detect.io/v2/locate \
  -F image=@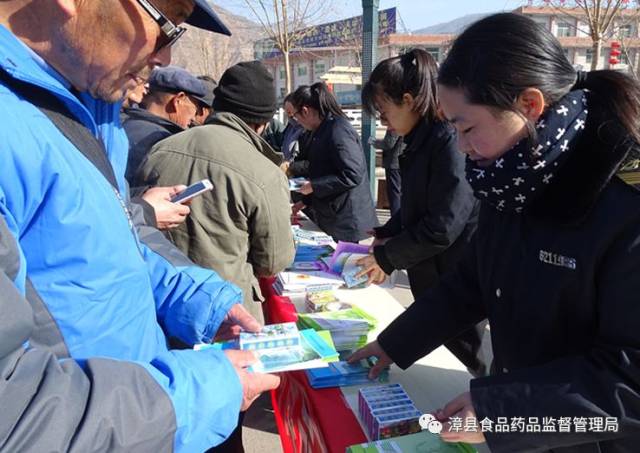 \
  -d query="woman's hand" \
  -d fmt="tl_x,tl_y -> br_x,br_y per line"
298,181 -> 313,195
437,391 -> 486,444
291,201 -> 306,217
356,254 -> 387,285
347,340 -> 394,379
